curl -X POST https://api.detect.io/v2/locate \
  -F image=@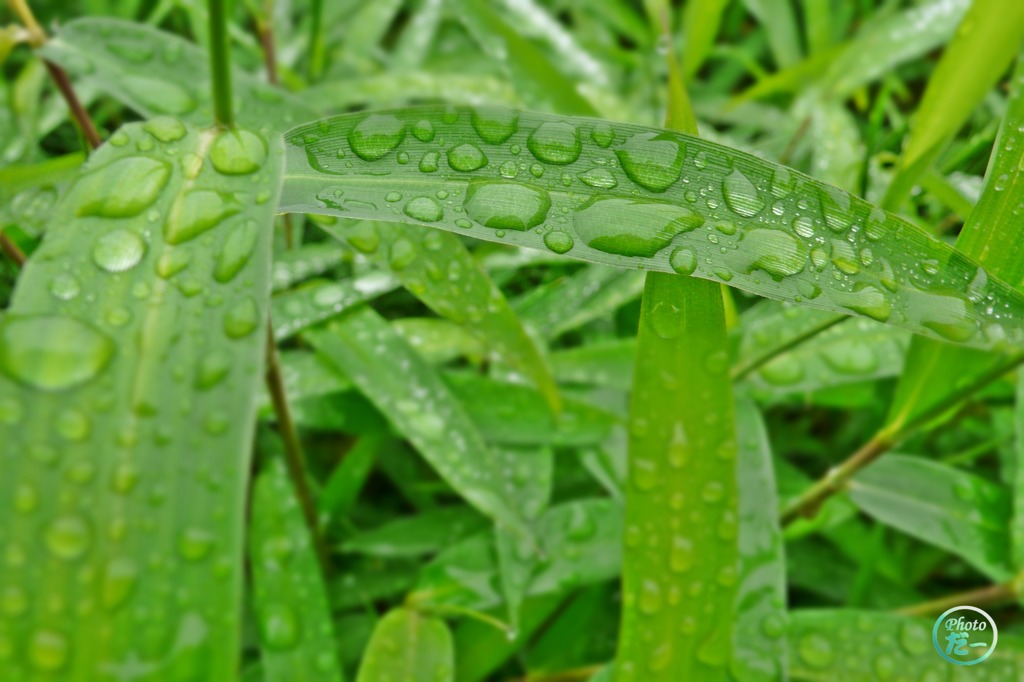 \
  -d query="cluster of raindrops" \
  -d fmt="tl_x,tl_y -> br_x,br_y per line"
0,117 -> 277,676
292,105 -> 1024,350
